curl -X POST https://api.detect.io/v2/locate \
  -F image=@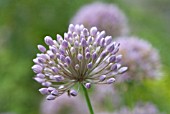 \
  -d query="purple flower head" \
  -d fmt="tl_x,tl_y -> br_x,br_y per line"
32,24 -> 127,100
71,2 -> 129,38
115,37 -> 162,82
